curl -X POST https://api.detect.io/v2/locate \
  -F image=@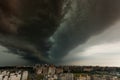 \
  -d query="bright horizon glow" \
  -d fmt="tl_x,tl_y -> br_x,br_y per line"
63,42 -> 120,67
